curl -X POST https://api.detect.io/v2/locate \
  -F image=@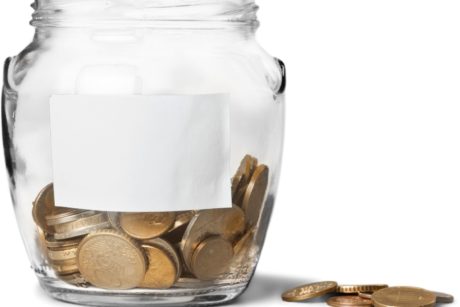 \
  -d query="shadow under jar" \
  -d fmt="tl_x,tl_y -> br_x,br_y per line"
2,0 -> 285,306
